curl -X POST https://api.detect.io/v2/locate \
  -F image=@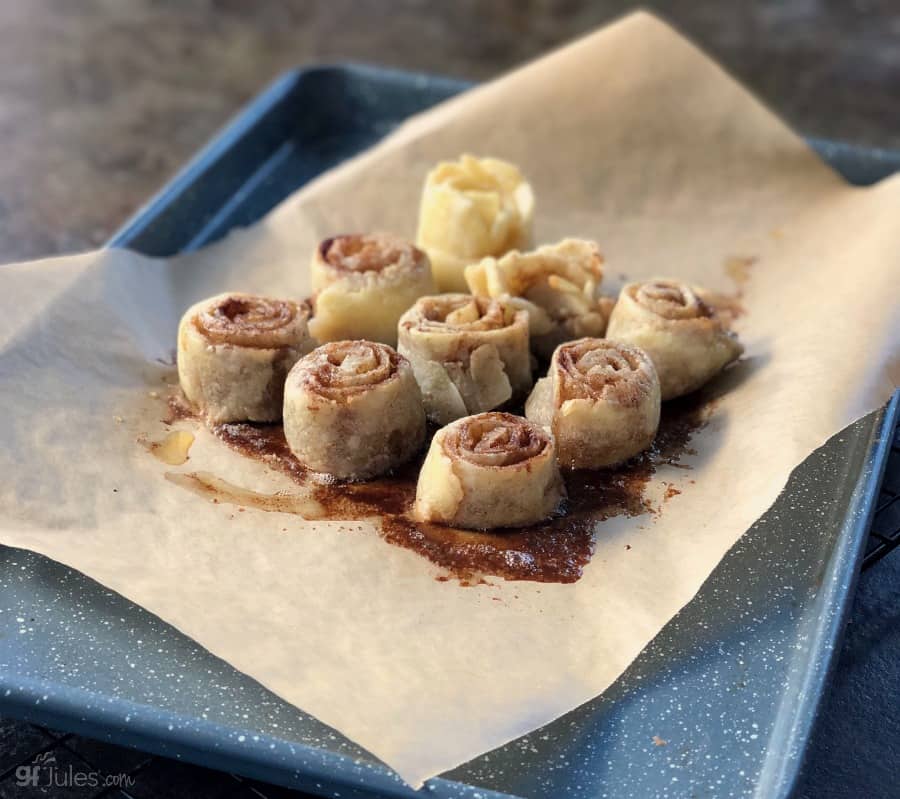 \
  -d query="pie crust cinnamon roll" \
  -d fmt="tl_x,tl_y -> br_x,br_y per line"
416,155 -> 535,292
606,279 -> 744,400
465,238 -> 611,360
308,233 -> 435,346
415,412 -> 564,530
526,338 -> 661,469
397,294 -> 532,425
282,341 -> 425,480
177,292 -> 314,424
